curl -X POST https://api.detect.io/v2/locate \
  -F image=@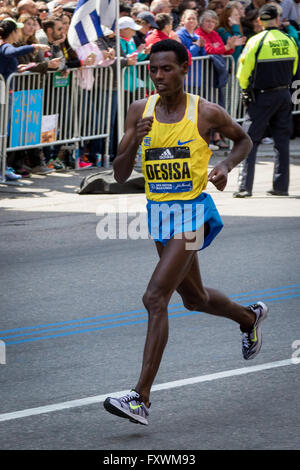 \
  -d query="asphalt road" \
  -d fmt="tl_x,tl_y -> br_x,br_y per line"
0,158 -> 300,451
